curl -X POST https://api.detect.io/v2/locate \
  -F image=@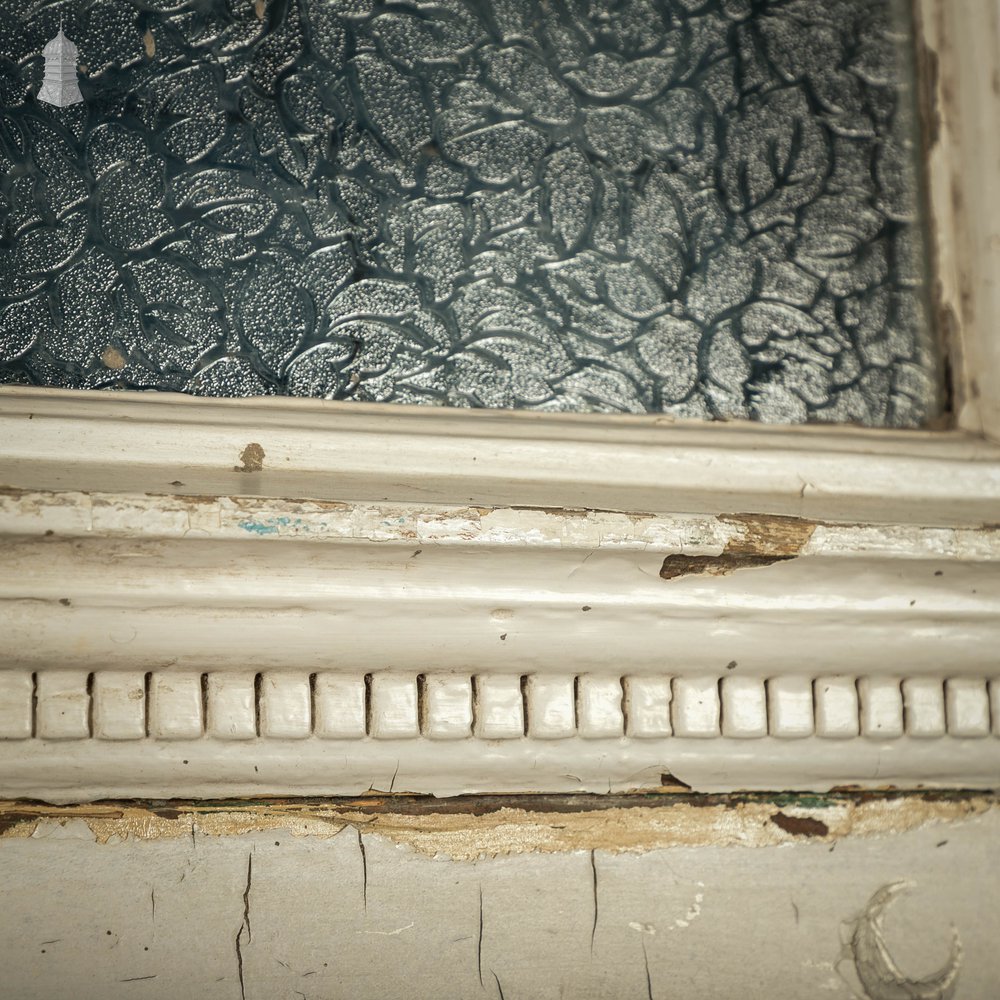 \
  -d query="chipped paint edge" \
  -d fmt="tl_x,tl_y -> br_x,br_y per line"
0,794 -> 993,860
